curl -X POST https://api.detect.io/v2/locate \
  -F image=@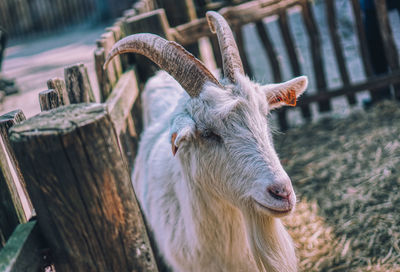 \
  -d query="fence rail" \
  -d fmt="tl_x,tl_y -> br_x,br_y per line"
0,0 -> 399,270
